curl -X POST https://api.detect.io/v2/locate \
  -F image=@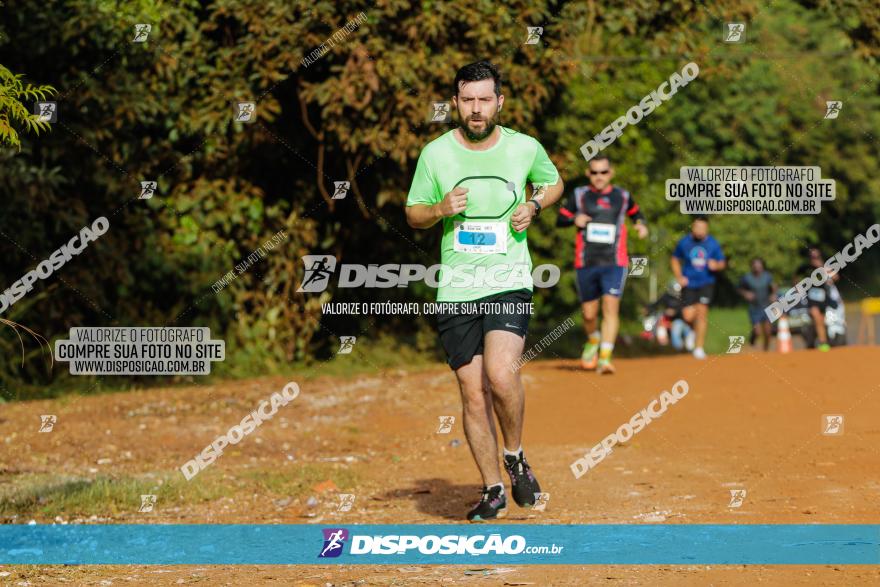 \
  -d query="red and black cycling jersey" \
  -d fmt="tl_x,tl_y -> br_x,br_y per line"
556,184 -> 646,268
